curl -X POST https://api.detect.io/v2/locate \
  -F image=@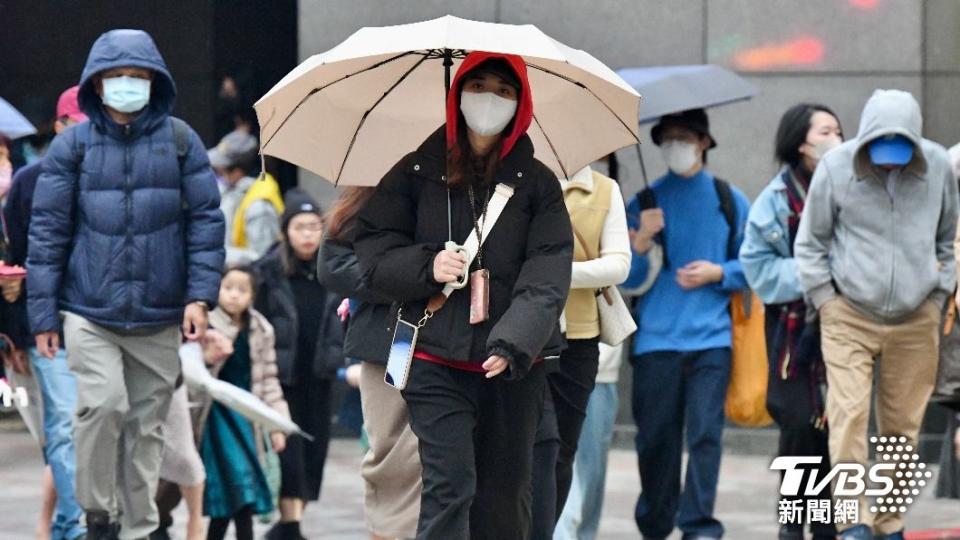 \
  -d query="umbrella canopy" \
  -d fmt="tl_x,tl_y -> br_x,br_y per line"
179,343 -> 313,441
616,64 -> 758,124
0,97 -> 37,139
255,15 -> 640,186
